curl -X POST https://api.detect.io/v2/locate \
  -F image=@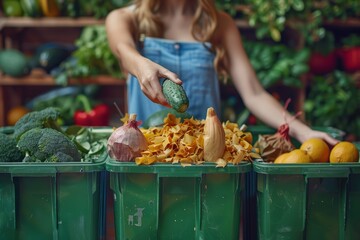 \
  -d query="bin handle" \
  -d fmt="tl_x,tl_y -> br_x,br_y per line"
157,172 -> 202,178
305,167 -> 350,179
